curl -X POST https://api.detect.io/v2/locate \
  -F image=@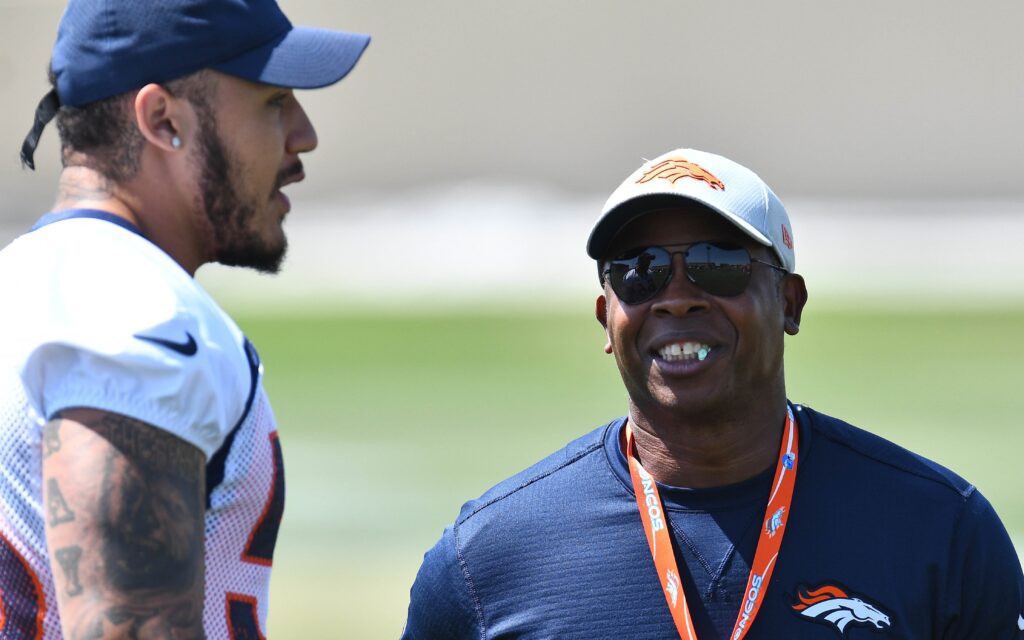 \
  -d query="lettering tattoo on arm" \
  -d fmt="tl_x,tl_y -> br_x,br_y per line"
46,478 -> 76,526
55,546 -> 84,597
43,421 -> 61,458
43,411 -> 207,639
